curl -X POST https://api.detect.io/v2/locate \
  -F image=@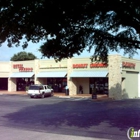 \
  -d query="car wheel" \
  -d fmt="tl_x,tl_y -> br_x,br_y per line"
30,96 -> 34,98
41,93 -> 45,98
51,92 -> 54,96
